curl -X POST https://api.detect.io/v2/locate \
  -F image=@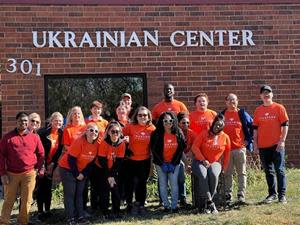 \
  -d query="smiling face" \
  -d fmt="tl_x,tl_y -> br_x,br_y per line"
226,94 -> 238,111
212,119 -> 225,135
91,105 -> 102,118
17,115 -> 29,131
195,96 -> 208,111
179,117 -> 190,131
260,90 -> 273,105
28,115 -> 41,132
86,124 -> 99,143
108,125 -> 121,143
163,114 -> 174,132
137,109 -> 149,125
72,109 -> 81,125
164,84 -> 174,100
116,105 -> 128,118
51,115 -> 63,130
